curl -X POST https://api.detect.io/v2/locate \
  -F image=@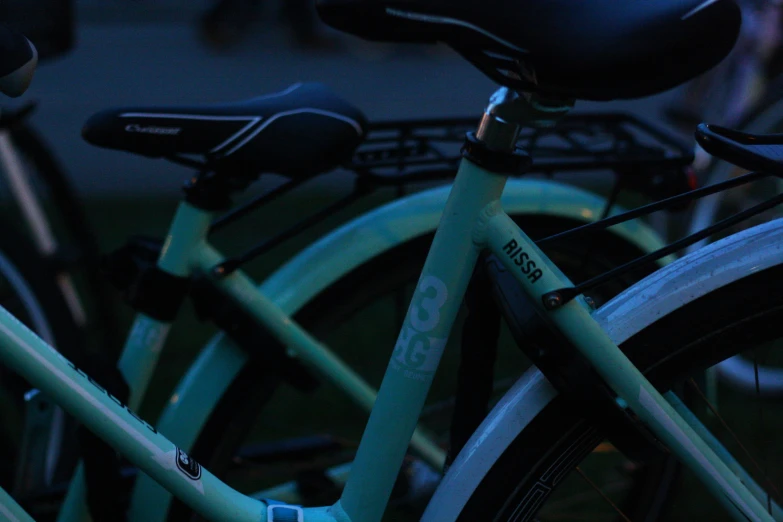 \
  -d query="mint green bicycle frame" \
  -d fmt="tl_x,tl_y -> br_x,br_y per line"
0,103 -> 775,521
